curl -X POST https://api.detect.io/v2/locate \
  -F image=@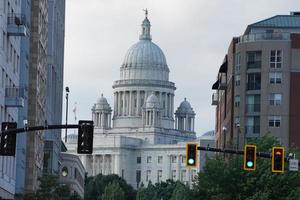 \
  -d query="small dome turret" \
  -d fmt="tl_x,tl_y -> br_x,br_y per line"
95,94 -> 112,111
145,93 -> 160,109
175,98 -> 195,133
176,98 -> 195,115
92,94 -> 112,129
